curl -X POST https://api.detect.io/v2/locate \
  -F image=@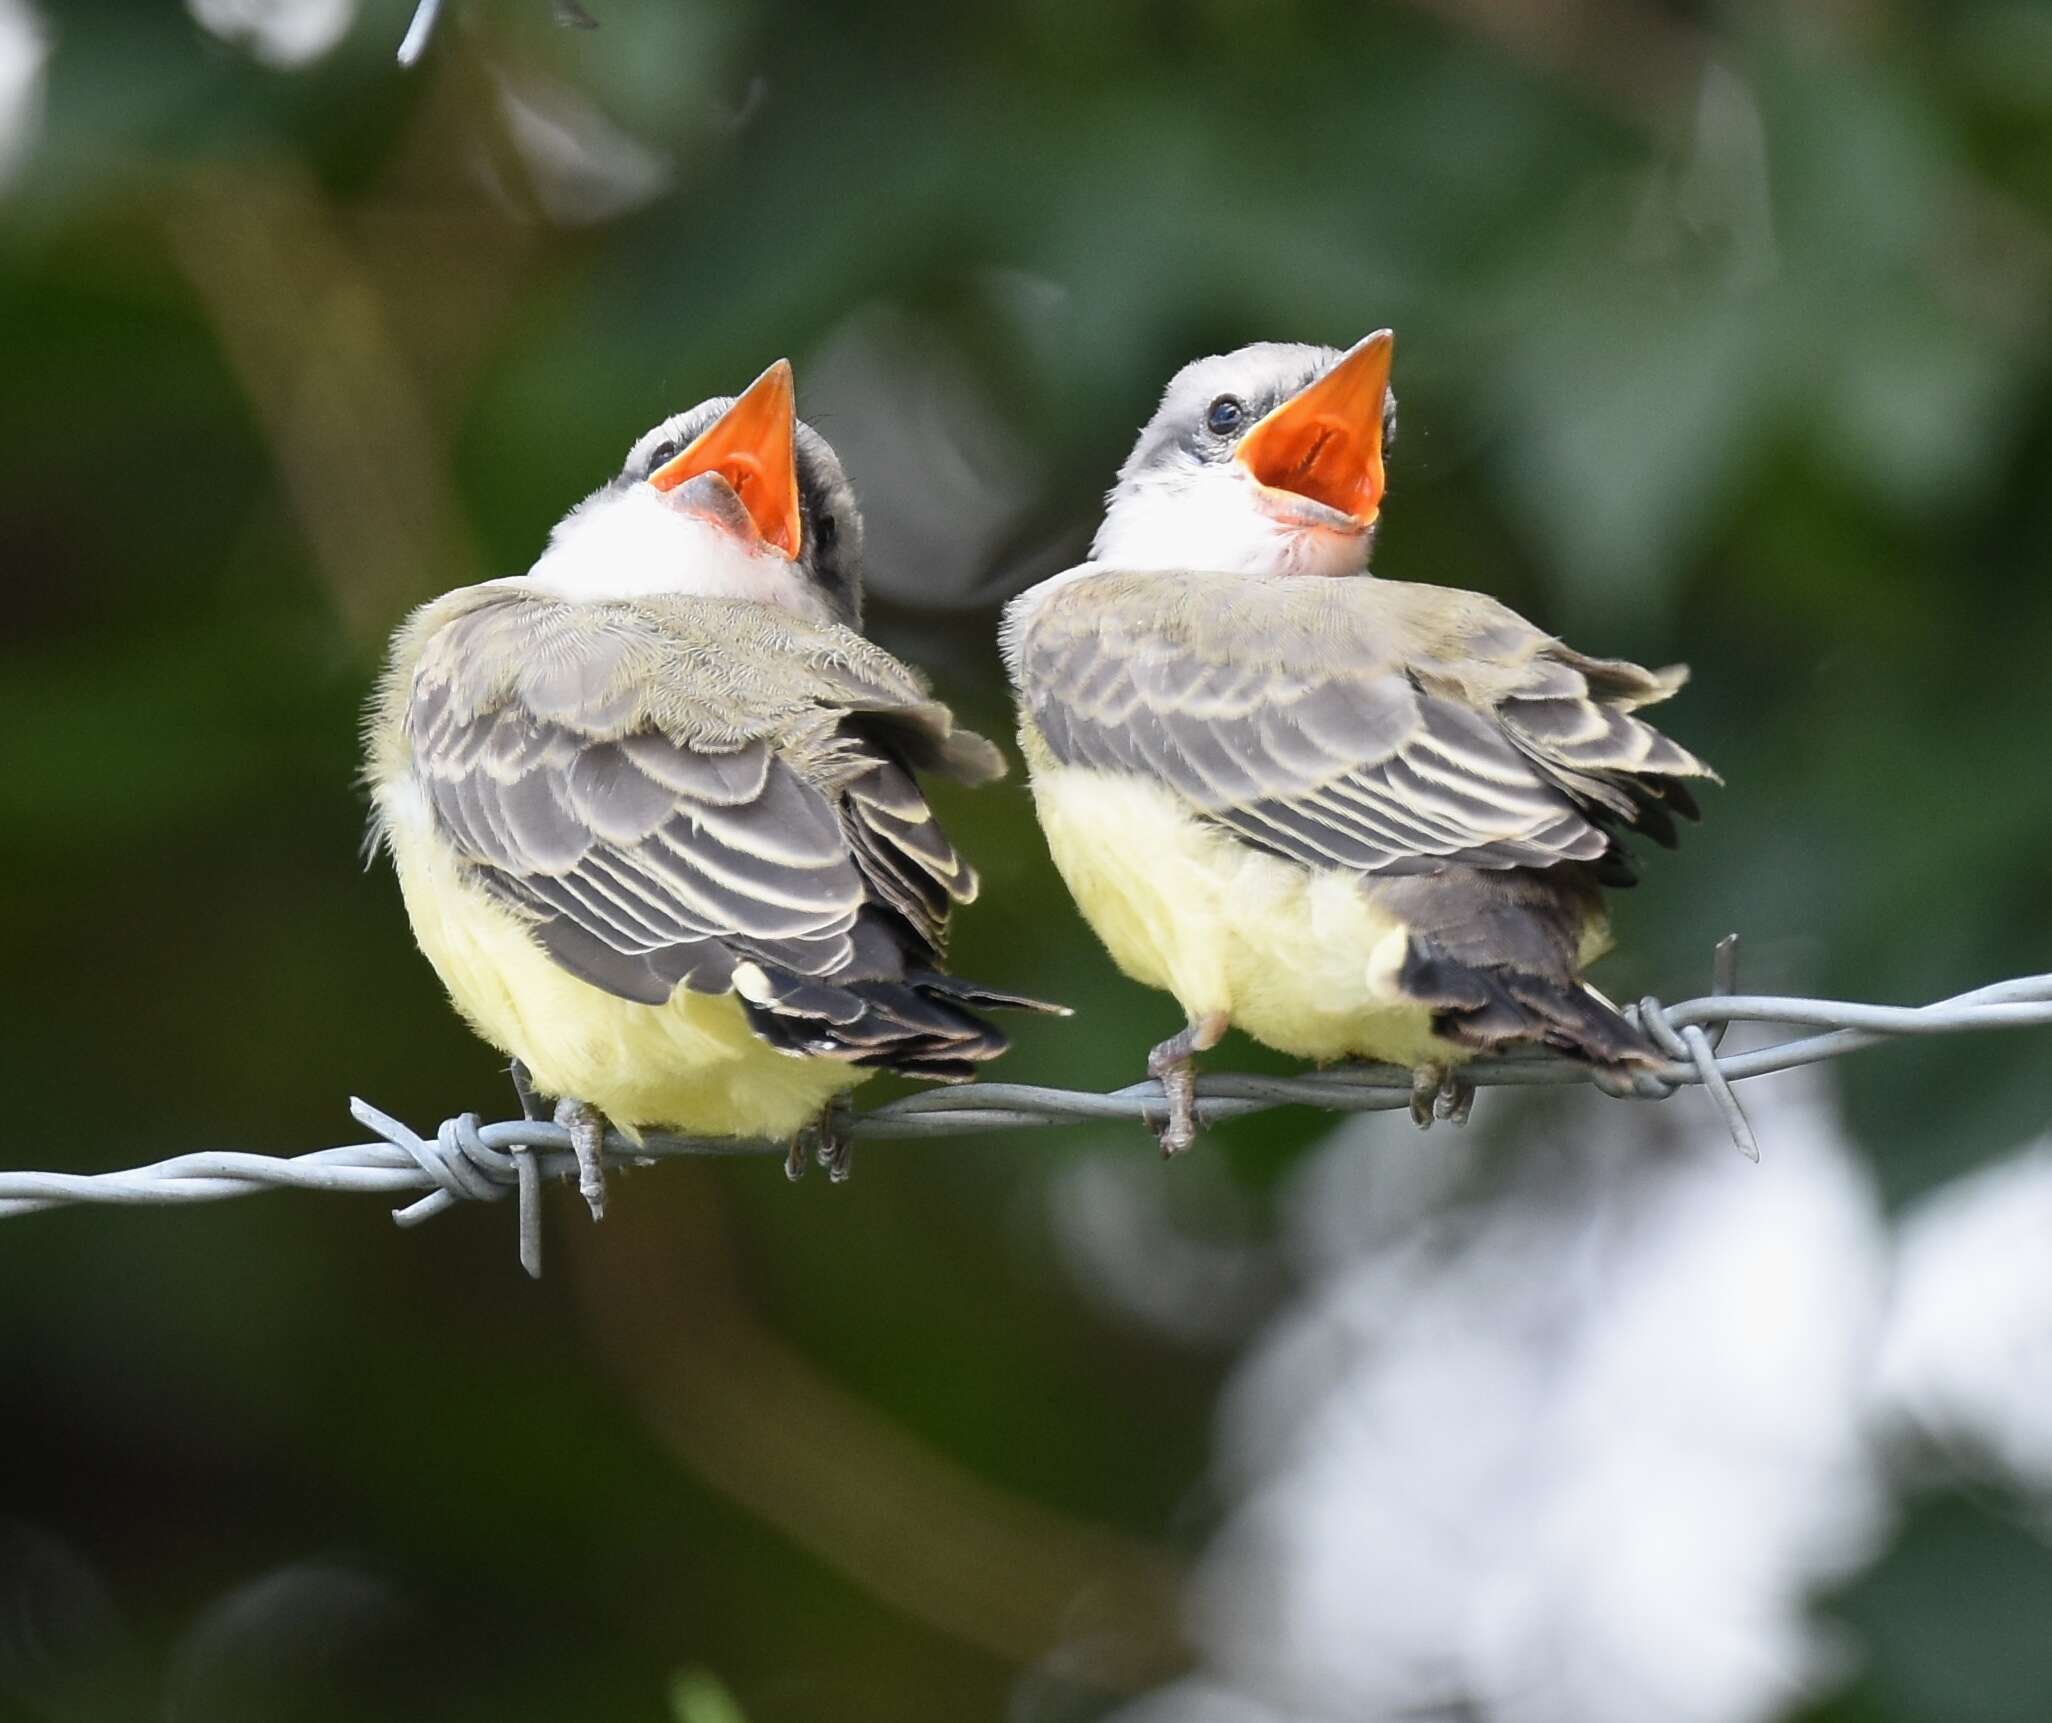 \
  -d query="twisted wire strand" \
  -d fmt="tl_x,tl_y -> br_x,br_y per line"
5,947 -> 2048,1278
